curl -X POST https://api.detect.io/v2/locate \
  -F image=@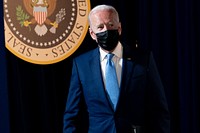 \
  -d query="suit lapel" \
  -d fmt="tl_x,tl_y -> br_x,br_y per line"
120,58 -> 134,91
115,46 -> 135,111
89,48 -> 104,86
89,48 -> 118,111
